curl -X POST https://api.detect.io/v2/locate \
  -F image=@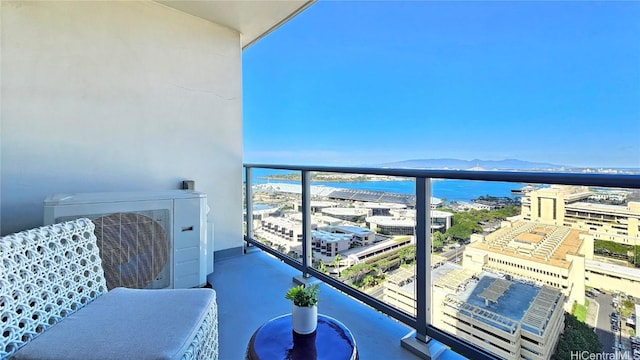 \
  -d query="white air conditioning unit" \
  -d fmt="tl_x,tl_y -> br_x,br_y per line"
44,190 -> 213,290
